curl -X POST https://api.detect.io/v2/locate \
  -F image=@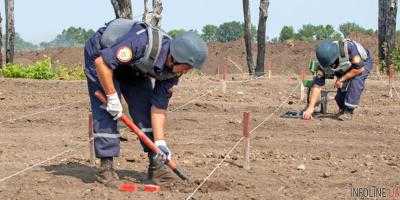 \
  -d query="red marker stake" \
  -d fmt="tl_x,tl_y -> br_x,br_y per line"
88,113 -> 95,165
243,112 -> 251,170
